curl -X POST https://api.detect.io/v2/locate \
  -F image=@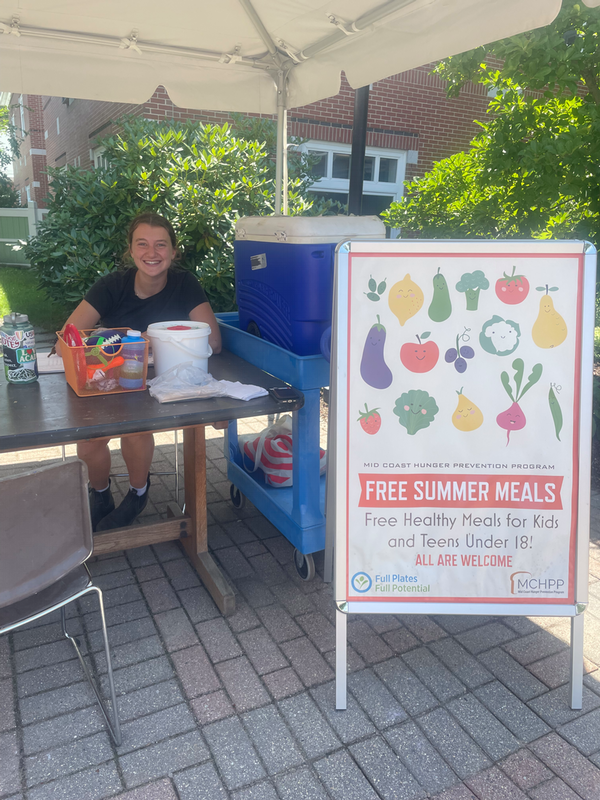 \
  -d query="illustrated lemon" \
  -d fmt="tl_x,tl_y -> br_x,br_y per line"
388,274 -> 424,326
532,293 -> 567,349
452,389 -> 484,432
